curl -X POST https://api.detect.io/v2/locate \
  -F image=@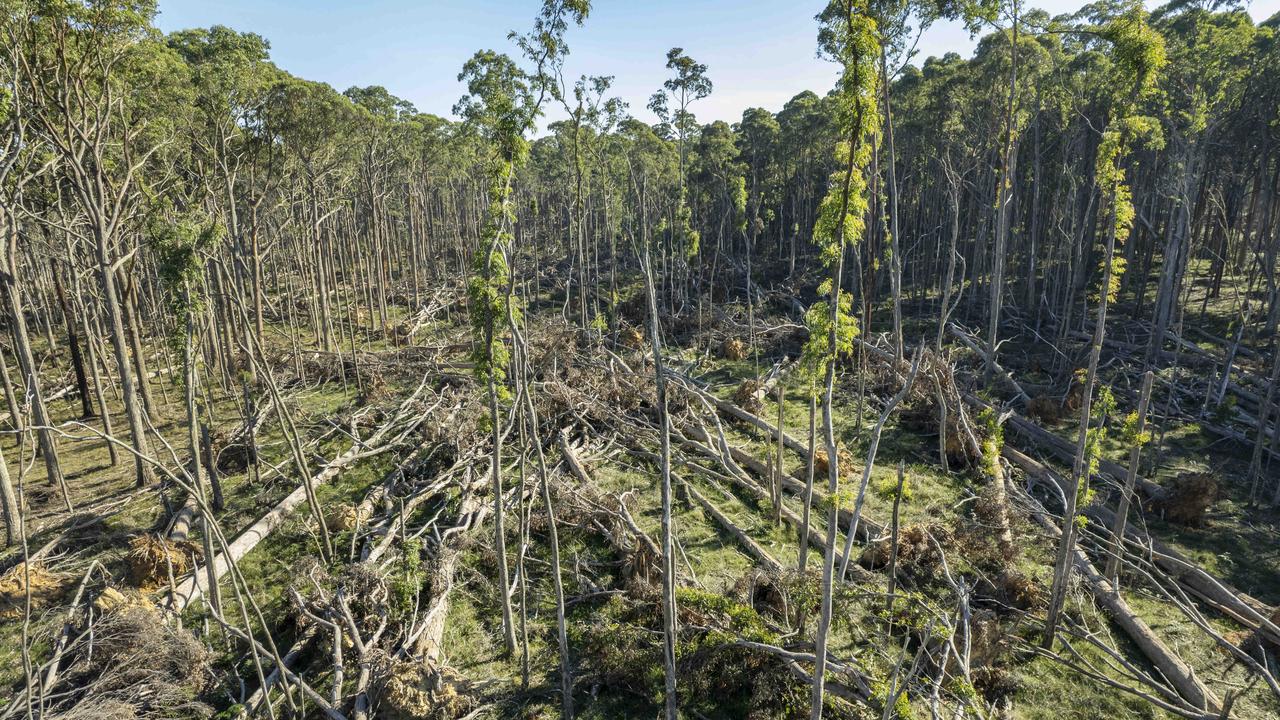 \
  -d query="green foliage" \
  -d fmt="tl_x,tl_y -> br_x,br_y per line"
150,210 -> 220,349
1118,409 -> 1152,447
1073,385 -> 1116,511
801,294 -> 860,382
467,246 -> 518,397
871,677 -> 915,719
390,538 -> 424,617
978,407 -> 1004,479
1097,2 -> 1168,103
455,51 -> 534,166
803,0 -> 880,384
675,587 -> 778,647
875,474 -> 913,502
874,590 -> 949,643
